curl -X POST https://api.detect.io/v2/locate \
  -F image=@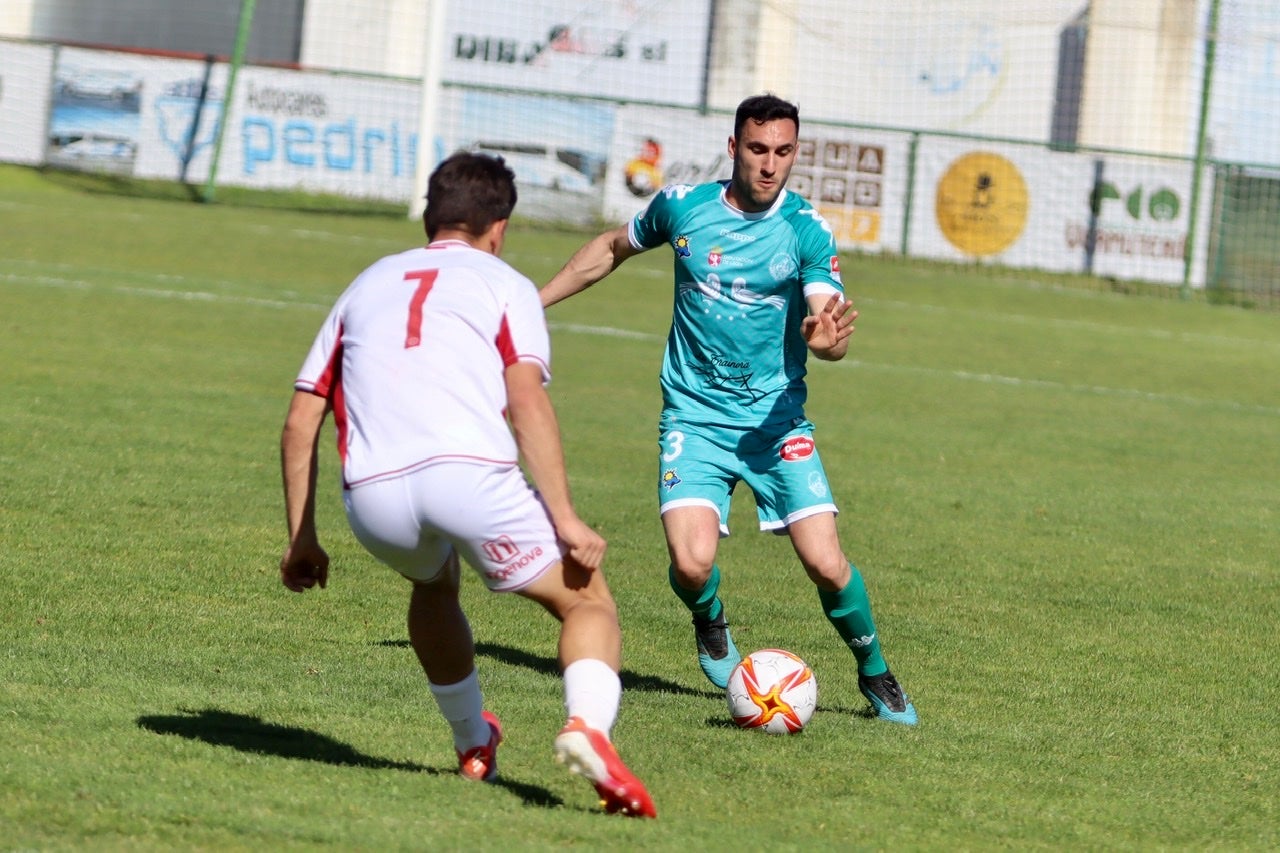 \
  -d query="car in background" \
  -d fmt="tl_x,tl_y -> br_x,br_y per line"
55,70 -> 143,107
472,141 -> 594,193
